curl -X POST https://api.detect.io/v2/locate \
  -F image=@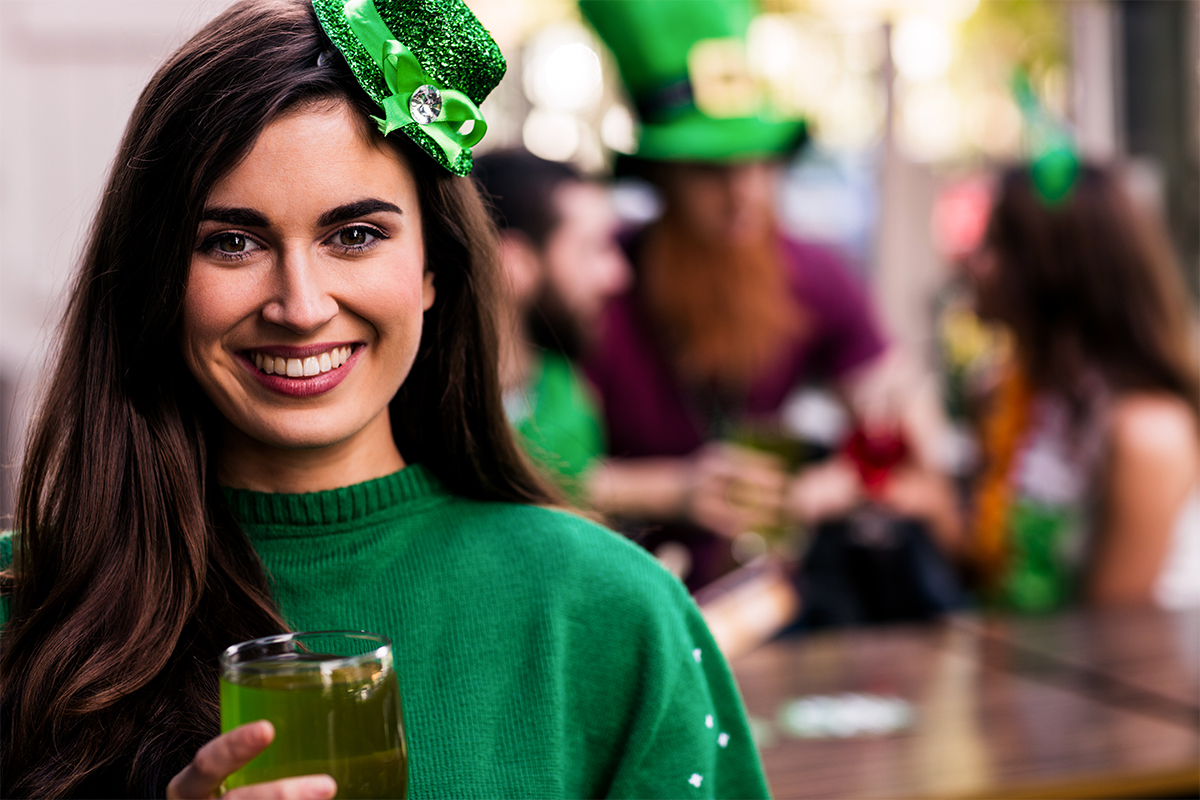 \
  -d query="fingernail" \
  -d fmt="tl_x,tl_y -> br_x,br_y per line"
303,775 -> 337,799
